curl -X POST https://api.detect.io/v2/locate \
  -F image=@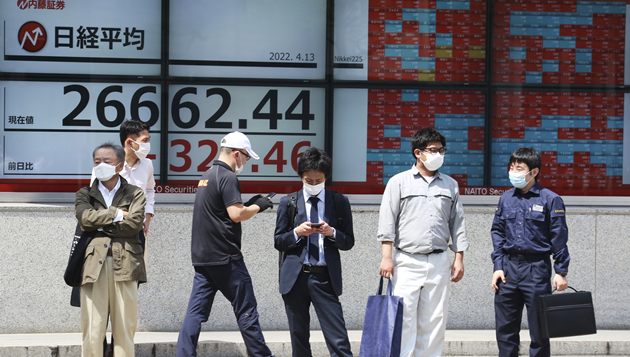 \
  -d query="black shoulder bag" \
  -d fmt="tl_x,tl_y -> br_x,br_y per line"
64,188 -> 97,288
